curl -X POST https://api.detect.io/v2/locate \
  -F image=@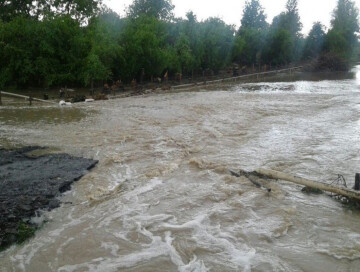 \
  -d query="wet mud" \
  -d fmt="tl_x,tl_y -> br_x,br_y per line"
0,146 -> 98,250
